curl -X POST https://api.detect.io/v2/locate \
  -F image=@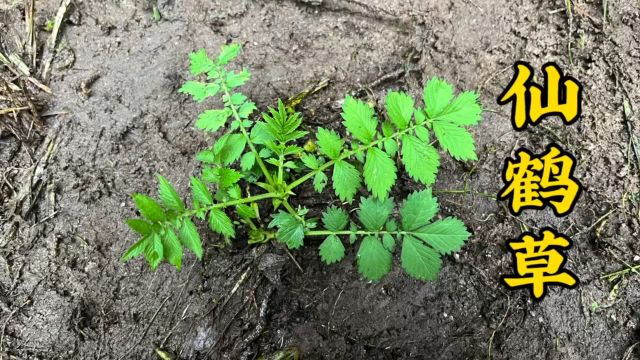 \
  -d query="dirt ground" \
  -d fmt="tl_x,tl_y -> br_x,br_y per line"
1,0 -> 639,359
